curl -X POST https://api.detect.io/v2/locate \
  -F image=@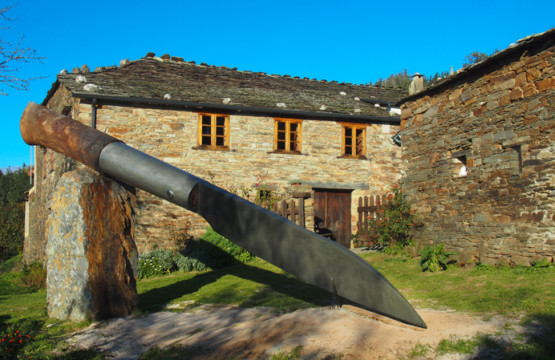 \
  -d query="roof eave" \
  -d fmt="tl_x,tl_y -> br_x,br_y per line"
73,93 -> 400,124
41,80 -> 61,106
